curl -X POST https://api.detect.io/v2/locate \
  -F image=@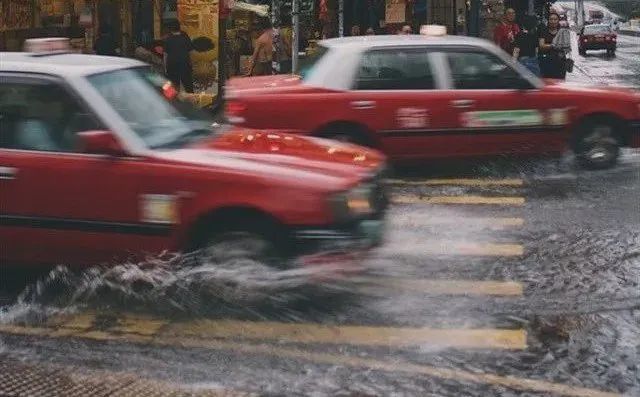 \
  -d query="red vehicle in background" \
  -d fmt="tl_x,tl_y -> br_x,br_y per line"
226,33 -> 640,169
579,24 -> 617,56
0,50 -> 387,269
